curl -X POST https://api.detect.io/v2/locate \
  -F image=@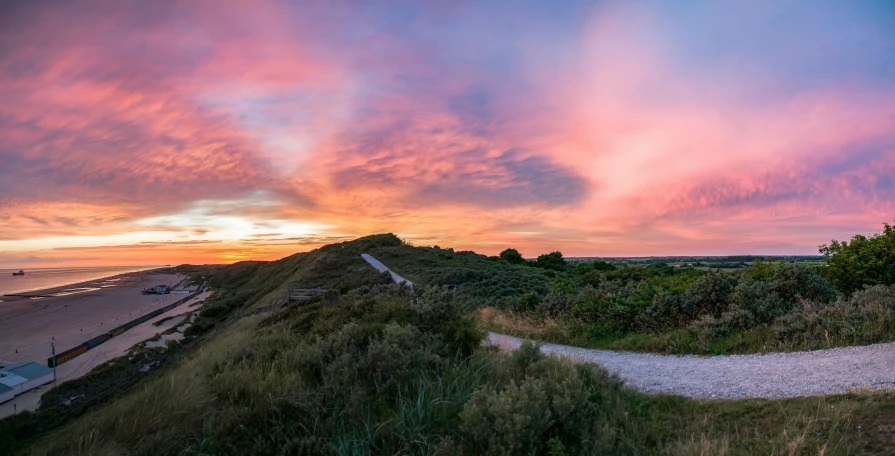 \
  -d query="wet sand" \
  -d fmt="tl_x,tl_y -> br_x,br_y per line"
0,270 -> 186,366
